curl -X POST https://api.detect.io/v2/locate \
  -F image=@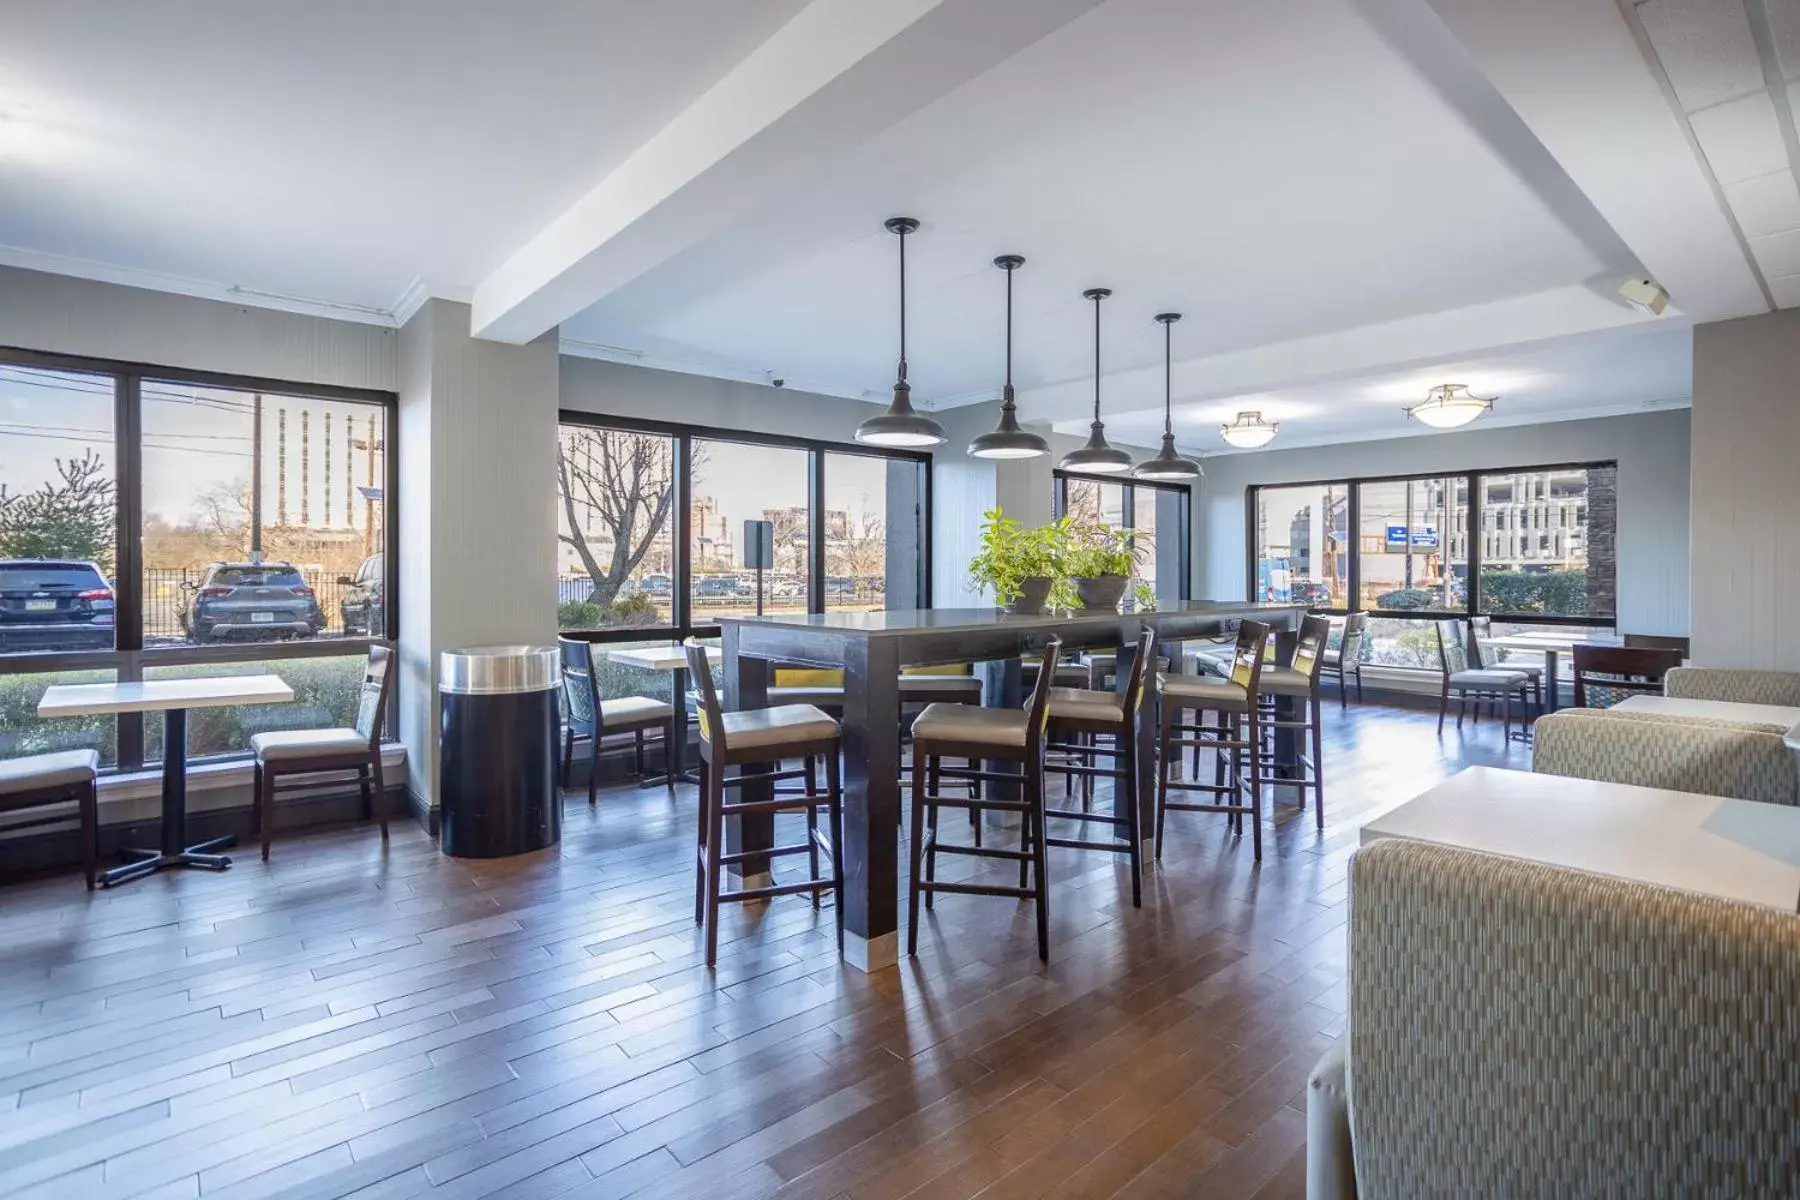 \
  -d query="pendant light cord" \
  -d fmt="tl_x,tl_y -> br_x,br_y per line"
1163,317 -> 1174,436
1092,291 -> 1102,424
896,226 -> 908,384
1004,264 -> 1013,392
